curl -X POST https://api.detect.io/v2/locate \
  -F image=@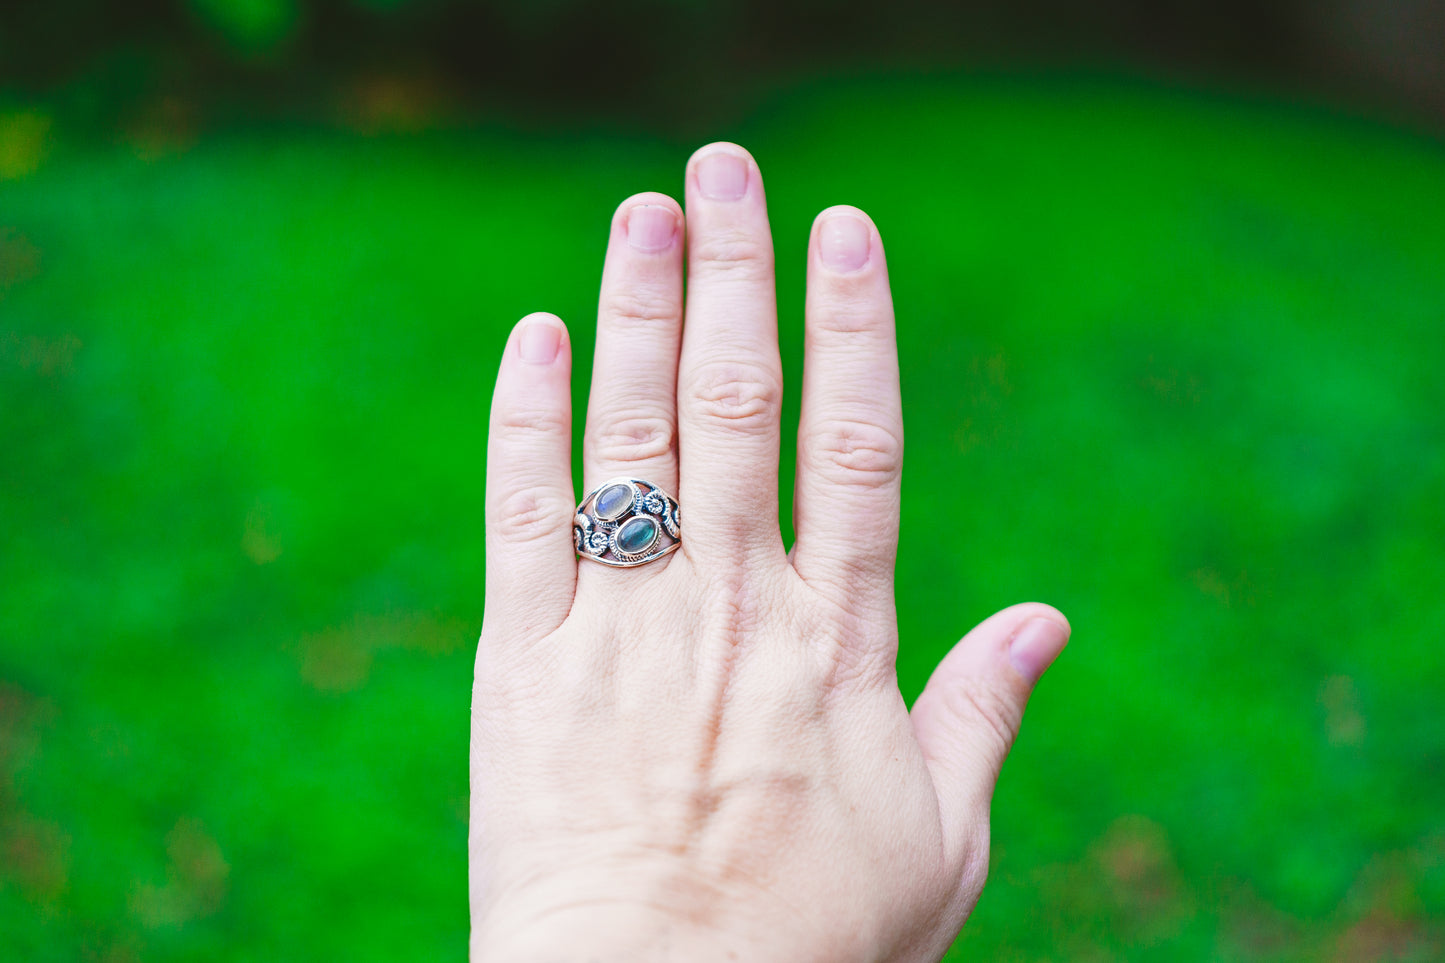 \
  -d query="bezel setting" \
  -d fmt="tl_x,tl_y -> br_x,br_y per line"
573,476 -> 681,568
